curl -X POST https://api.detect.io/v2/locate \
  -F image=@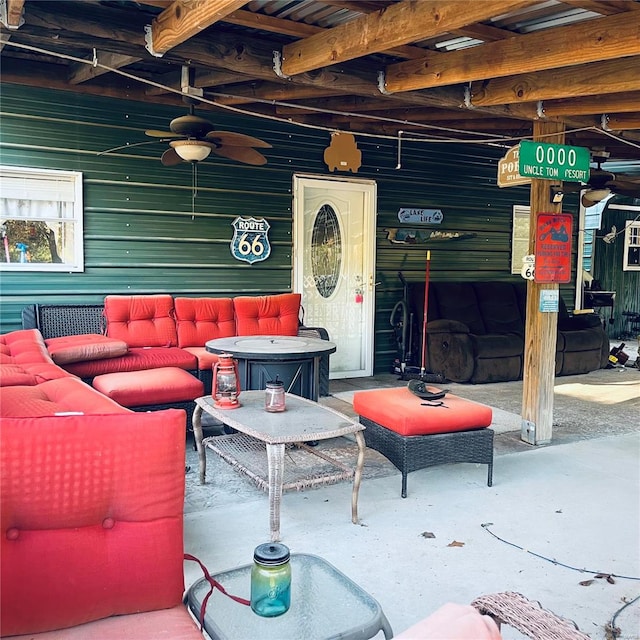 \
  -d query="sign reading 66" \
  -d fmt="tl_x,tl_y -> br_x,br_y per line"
230,216 -> 271,264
